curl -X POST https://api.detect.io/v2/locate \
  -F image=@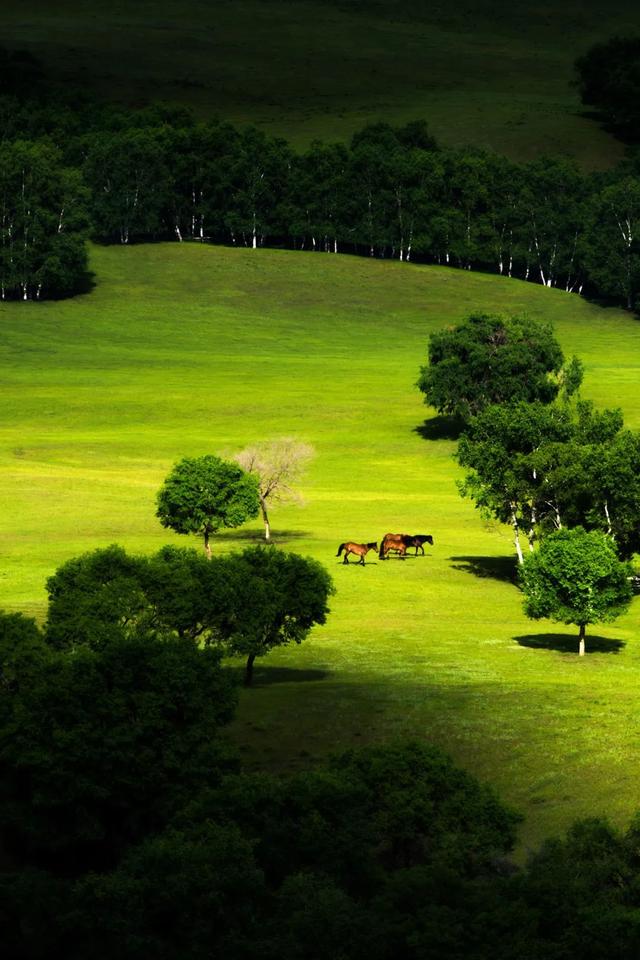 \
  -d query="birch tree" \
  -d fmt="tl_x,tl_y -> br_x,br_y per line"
0,140 -> 89,300
84,128 -> 170,243
234,439 -> 314,541
520,528 -> 632,656
582,177 -> 640,309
